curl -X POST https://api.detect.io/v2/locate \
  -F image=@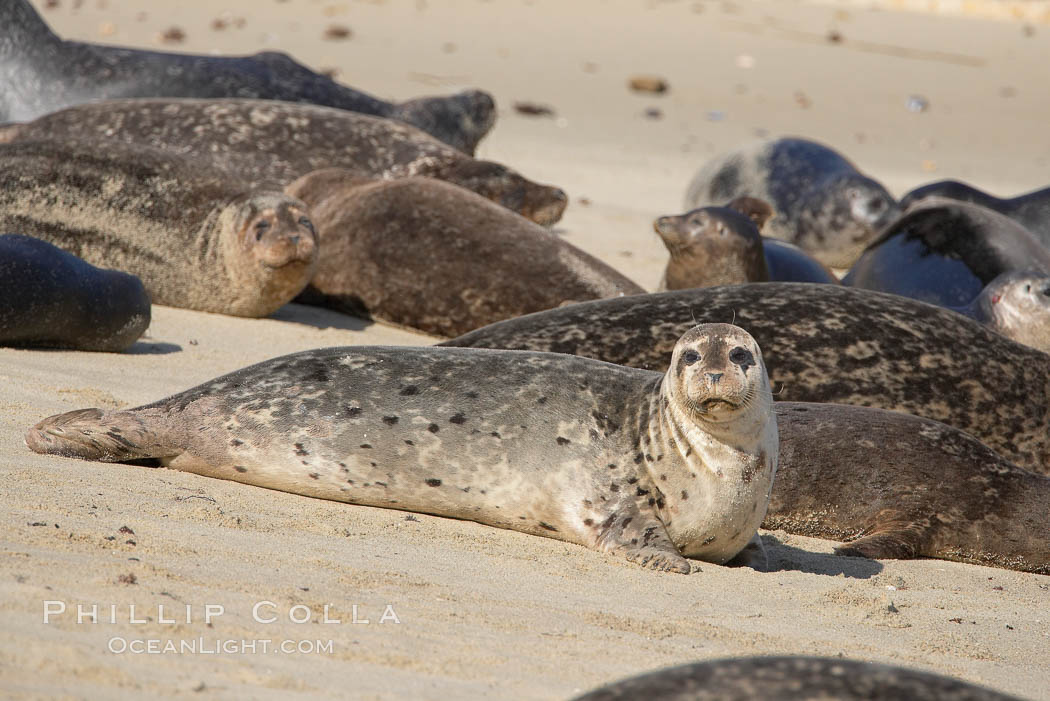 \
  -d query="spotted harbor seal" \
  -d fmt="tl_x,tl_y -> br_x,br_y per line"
654,198 -> 839,289
0,0 -> 494,153
572,656 -> 1023,700
442,283 -> 1050,475
0,140 -> 317,317
26,325 -> 779,574
286,171 -> 643,337
0,234 -> 150,352
773,403 -> 1050,574
902,179 -> 1050,248
843,198 -> 1050,307
683,138 -> 899,268
0,99 -> 567,226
